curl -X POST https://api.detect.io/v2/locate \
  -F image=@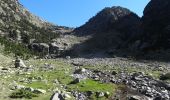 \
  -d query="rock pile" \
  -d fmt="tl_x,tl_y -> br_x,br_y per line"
73,67 -> 170,100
